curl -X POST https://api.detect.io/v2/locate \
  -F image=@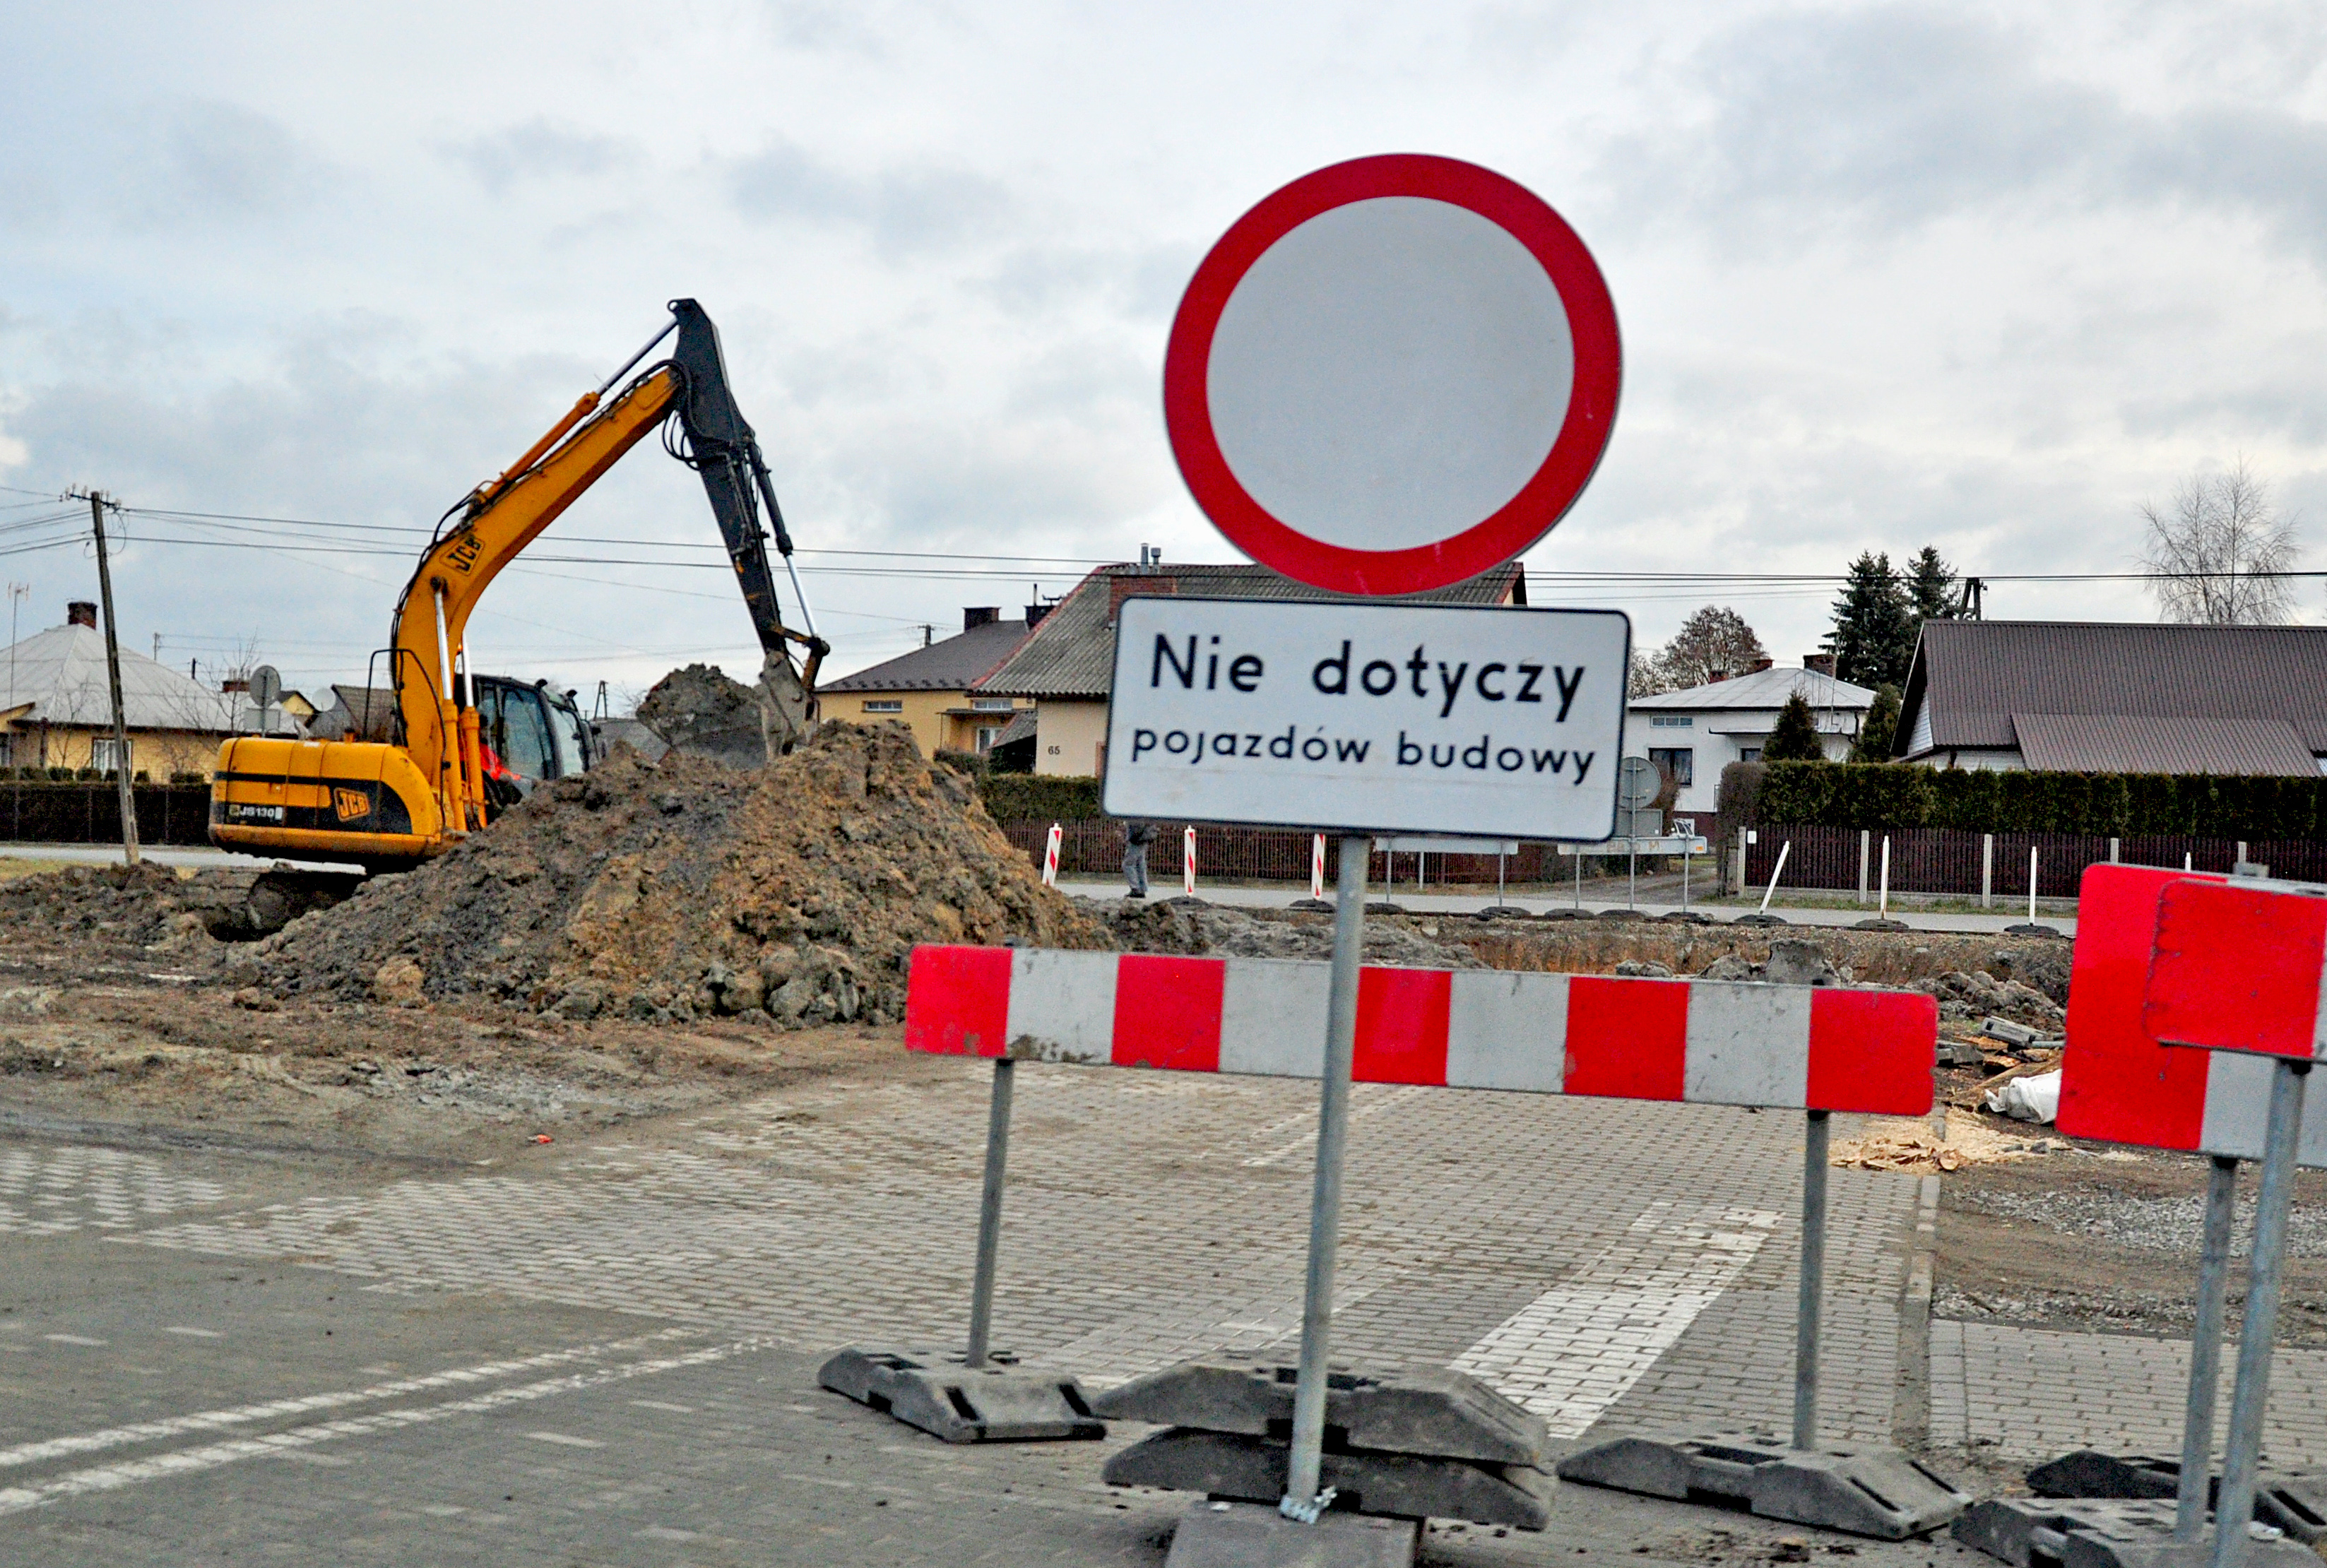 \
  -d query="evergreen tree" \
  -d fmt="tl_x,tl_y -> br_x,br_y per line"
1907,546 -> 1957,625
1850,683 -> 1902,763
1824,552 -> 1914,688
1762,693 -> 1827,761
